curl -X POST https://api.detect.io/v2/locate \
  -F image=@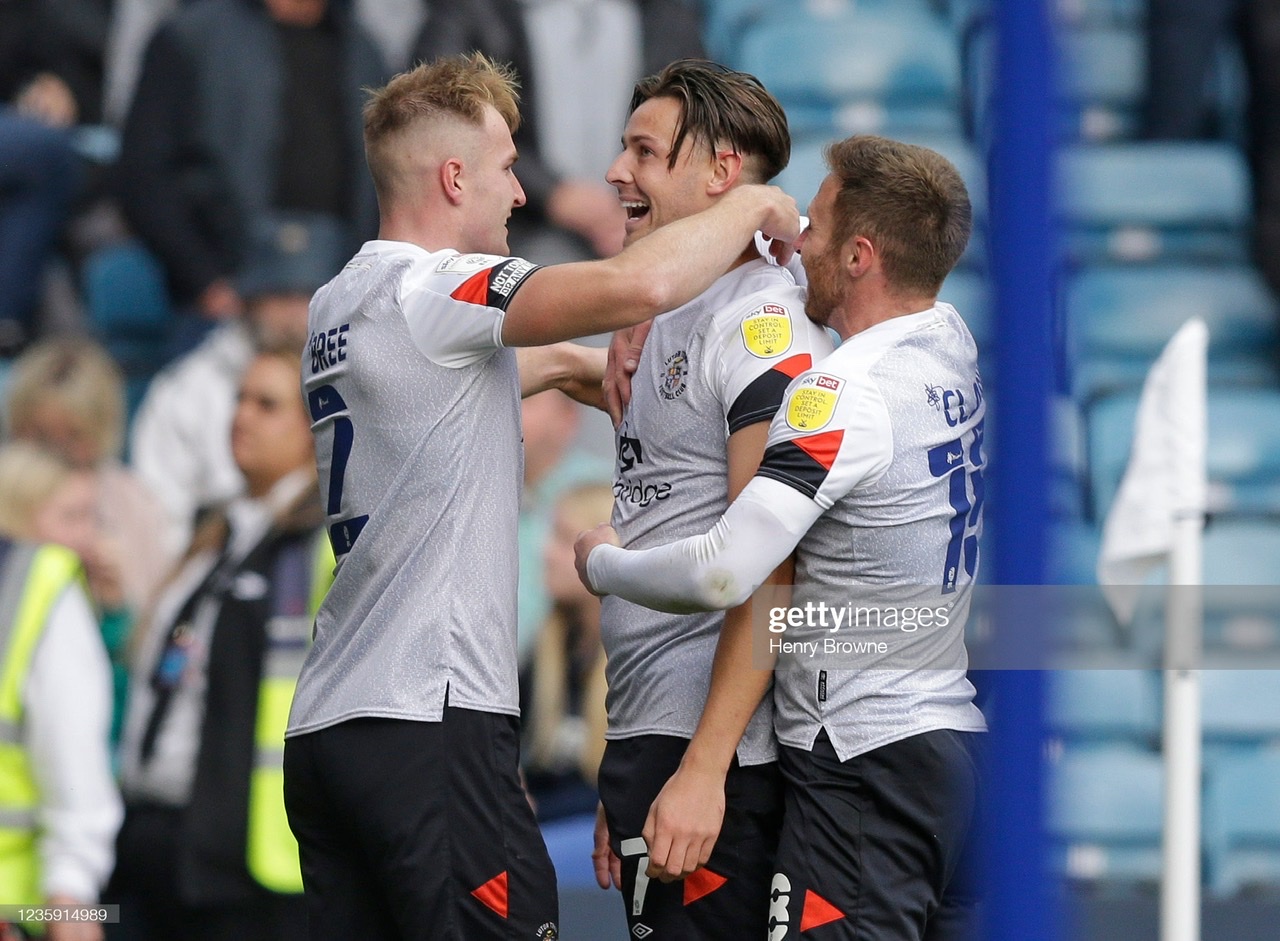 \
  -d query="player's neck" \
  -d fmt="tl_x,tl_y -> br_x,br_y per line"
830,287 -> 936,340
